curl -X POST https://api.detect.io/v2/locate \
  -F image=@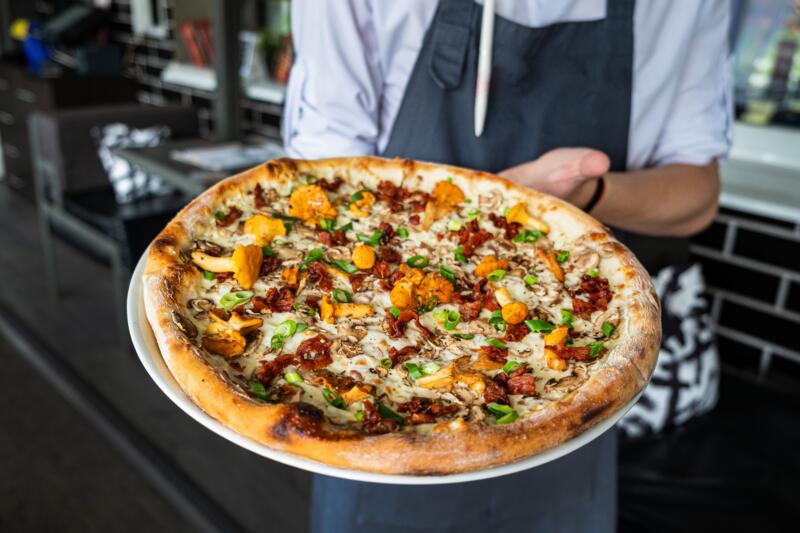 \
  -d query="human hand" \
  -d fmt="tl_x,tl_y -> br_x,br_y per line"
499,148 -> 610,207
